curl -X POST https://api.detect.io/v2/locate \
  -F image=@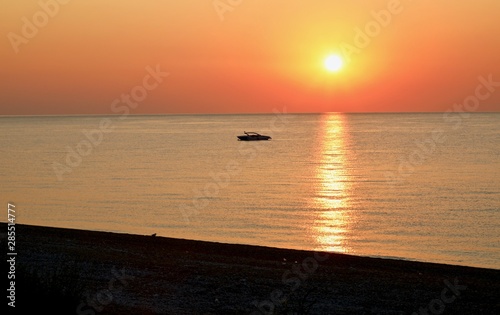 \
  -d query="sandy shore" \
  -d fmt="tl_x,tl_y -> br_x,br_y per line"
3,223 -> 499,314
